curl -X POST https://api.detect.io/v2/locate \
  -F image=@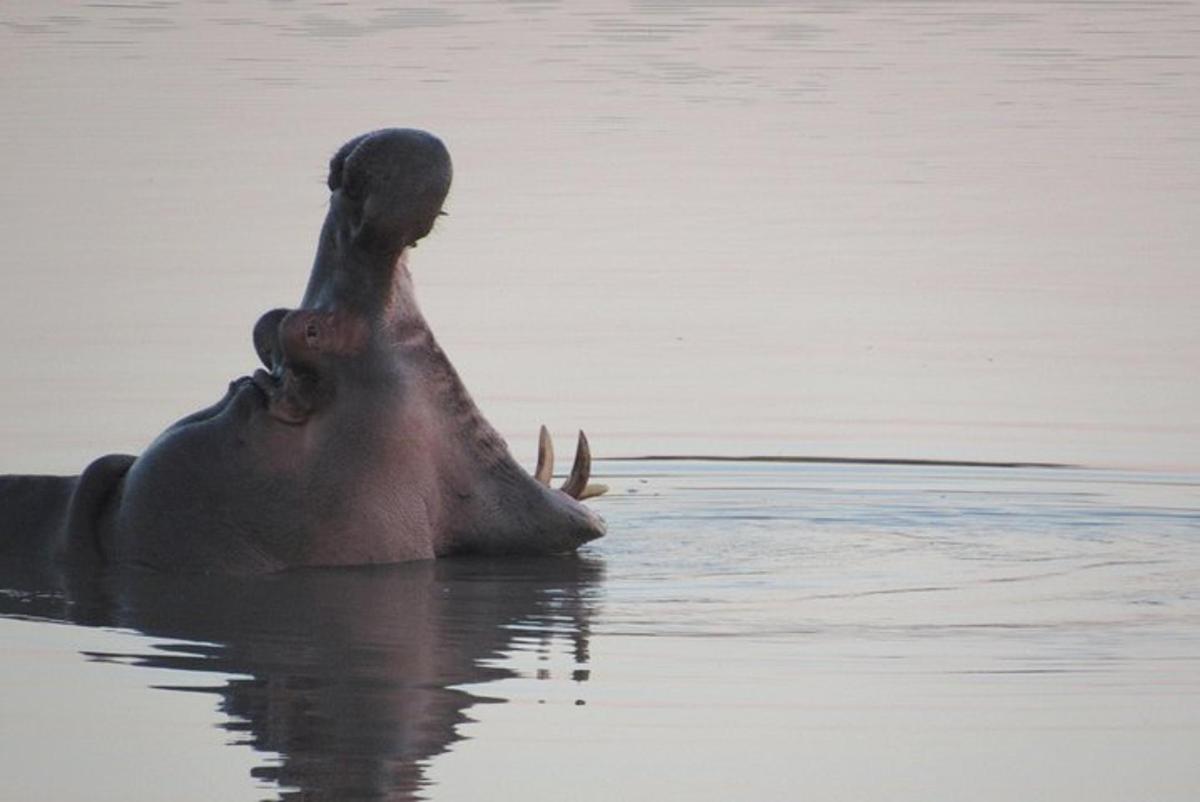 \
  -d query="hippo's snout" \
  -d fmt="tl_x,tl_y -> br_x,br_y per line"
302,128 -> 453,312
328,128 -> 452,254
